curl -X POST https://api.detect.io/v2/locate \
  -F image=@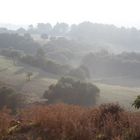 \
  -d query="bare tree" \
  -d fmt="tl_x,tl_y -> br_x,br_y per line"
26,72 -> 33,81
